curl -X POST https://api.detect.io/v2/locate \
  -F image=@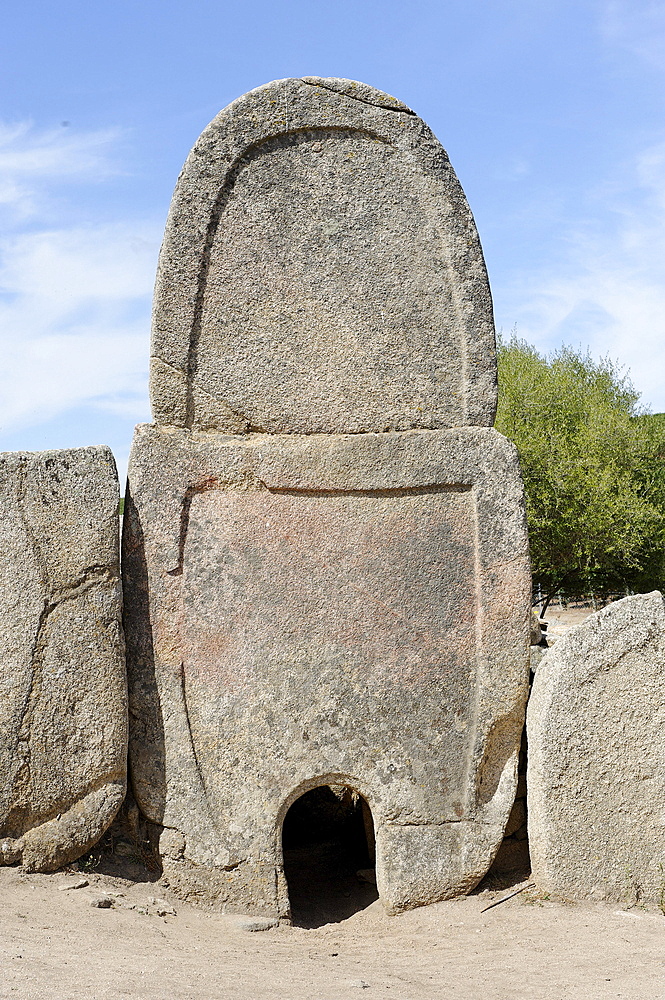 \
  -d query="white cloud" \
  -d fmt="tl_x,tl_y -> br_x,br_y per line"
0,223 -> 158,433
600,1 -> 665,71
0,121 -> 158,446
498,138 -> 665,411
1,225 -> 156,305
0,121 -> 122,220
